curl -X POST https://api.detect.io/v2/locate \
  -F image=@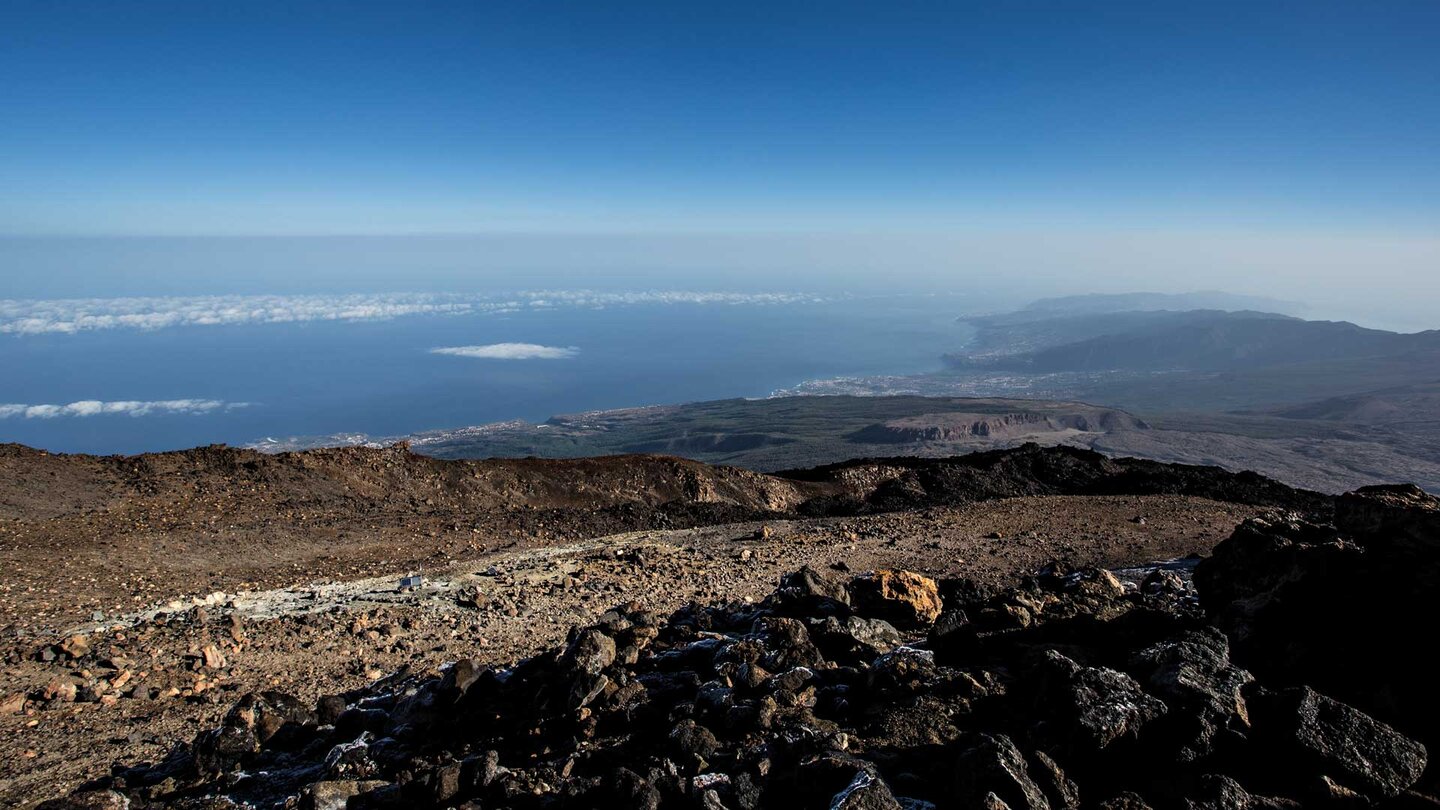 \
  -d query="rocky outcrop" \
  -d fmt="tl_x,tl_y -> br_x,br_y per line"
59,533 -> 1431,809
623,433 -> 800,455
849,412 -> 1065,443
1249,685 -> 1427,799
785,444 -> 1331,517
846,409 -> 1149,445
850,569 -> 943,628
1196,485 -> 1440,759
2,441 -> 1330,529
